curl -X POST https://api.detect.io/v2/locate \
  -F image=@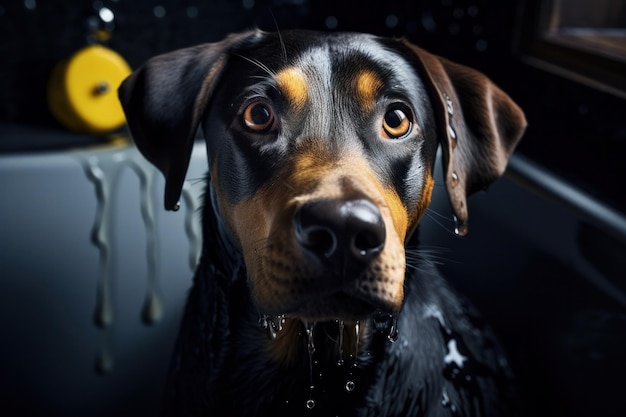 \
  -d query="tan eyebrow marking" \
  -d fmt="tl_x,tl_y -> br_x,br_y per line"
355,70 -> 383,111
276,67 -> 308,110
